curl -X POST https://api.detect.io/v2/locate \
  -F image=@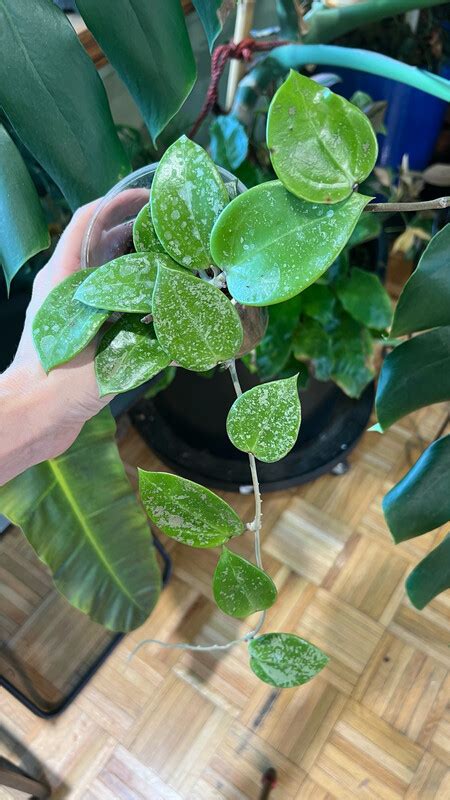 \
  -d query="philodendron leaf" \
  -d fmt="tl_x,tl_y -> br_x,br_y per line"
213,548 -> 277,618
267,71 -> 378,204
209,115 -> 248,172
33,270 -> 109,372
226,375 -> 301,463
133,204 -> 165,254
210,180 -> 370,306
193,0 -> 234,50
406,534 -> 450,610
151,136 -> 229,270
75,253 -> 157,314
336,268 -> 392,331
152,254 -> 243,370
138,471 -> 244,547
248,633 -> 329,688
95,316 -> 171,397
